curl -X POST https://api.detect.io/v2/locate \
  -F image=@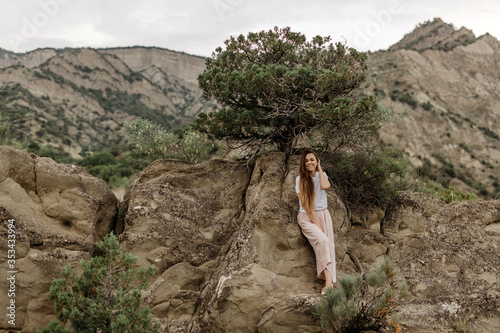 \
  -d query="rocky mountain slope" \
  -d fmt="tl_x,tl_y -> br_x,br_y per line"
0,47 -> 211,158
1,18 -> 499,198
1,146 -> 499,332
368,18 -> 500,198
